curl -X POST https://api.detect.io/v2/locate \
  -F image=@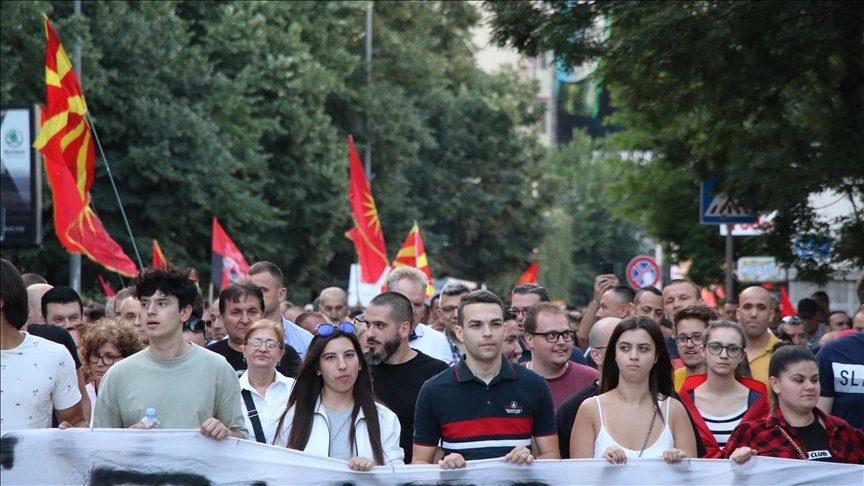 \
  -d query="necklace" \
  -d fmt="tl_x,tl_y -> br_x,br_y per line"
638,405 -> 659,458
